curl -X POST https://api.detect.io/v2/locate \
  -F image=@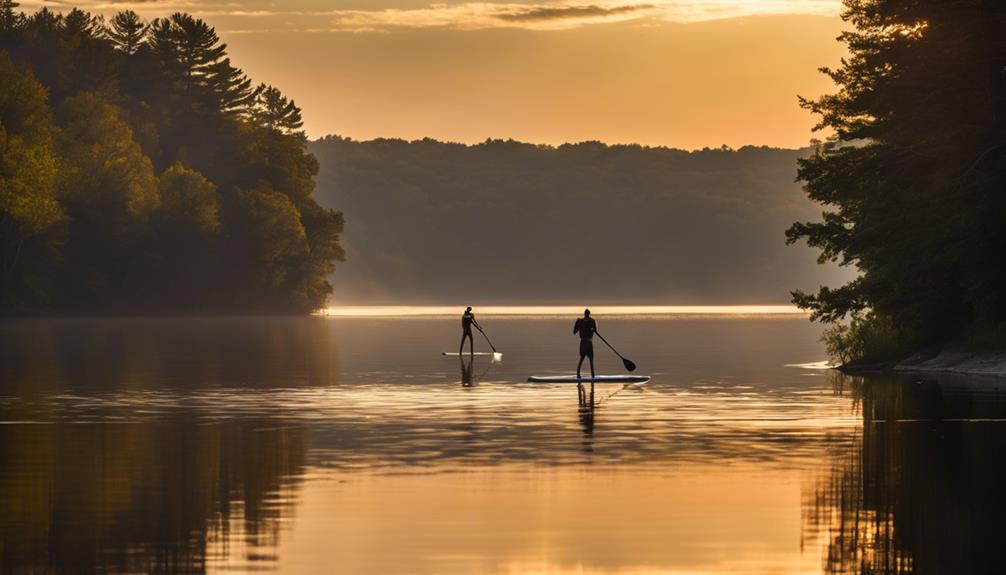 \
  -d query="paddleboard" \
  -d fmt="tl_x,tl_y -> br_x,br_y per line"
442,352 -> 497,357
527,375 -> 650,384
